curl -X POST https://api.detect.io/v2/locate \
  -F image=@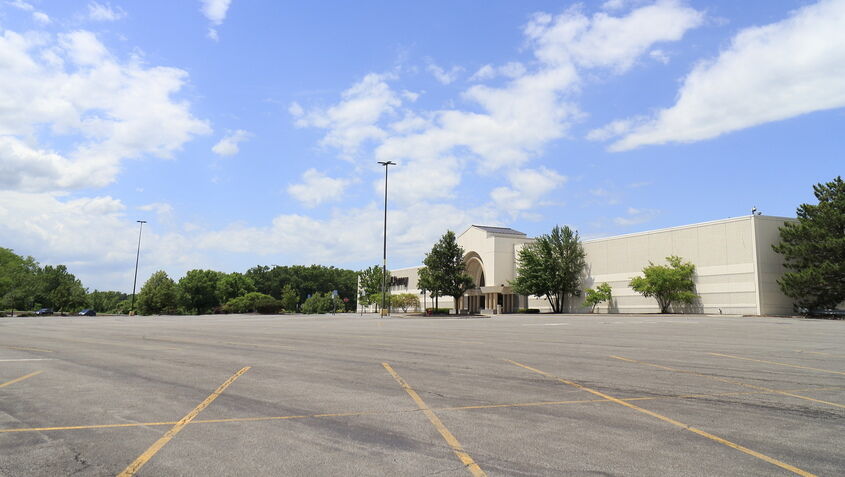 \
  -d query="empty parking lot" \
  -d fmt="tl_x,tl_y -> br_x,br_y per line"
0,313 -> 842,476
